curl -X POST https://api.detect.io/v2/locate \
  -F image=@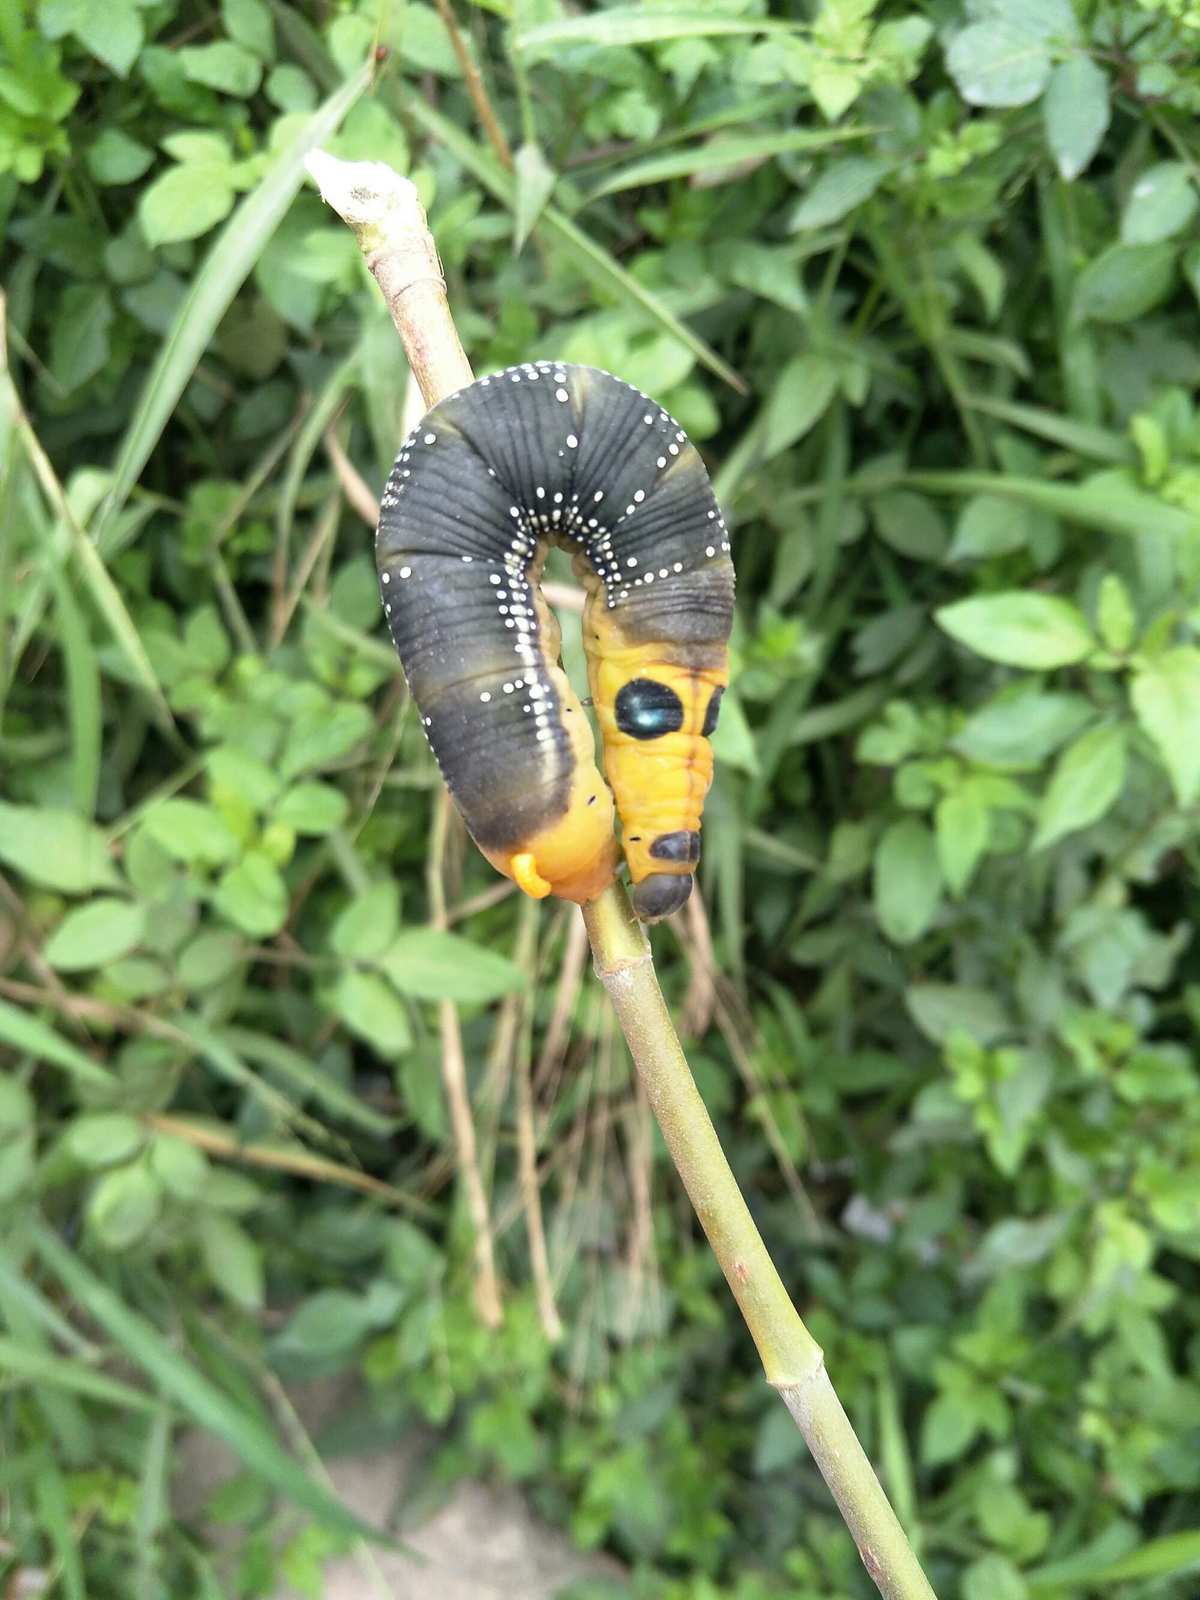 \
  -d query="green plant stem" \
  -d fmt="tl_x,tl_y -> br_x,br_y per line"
309,147 -> 937,1600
